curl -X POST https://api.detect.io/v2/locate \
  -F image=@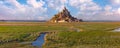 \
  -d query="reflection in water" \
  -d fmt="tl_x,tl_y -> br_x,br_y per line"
32,33 -> 46,47
113,28 -> 120,32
